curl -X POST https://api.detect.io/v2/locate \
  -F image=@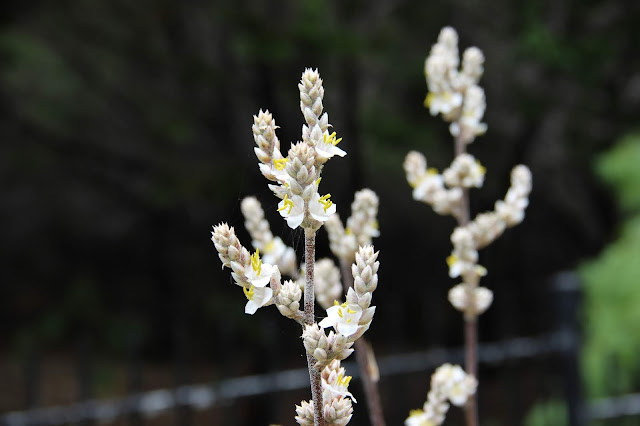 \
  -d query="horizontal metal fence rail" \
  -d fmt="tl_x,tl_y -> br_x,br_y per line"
1,331 -> 578,426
